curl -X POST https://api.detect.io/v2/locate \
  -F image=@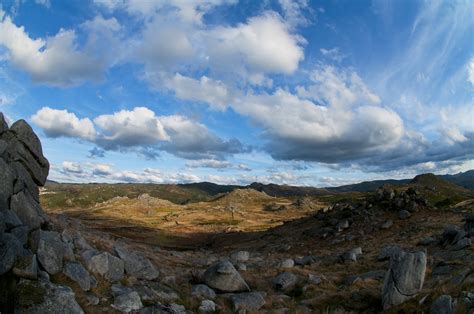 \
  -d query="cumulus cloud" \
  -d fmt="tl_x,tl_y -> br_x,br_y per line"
31,107 -> 97,140
0,11 -> 120,86
186,159 -> 251,171
32,106 -> 246,160
94,107 -> 169,149
164,74 -> 230,110
205,12 -> 305,79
